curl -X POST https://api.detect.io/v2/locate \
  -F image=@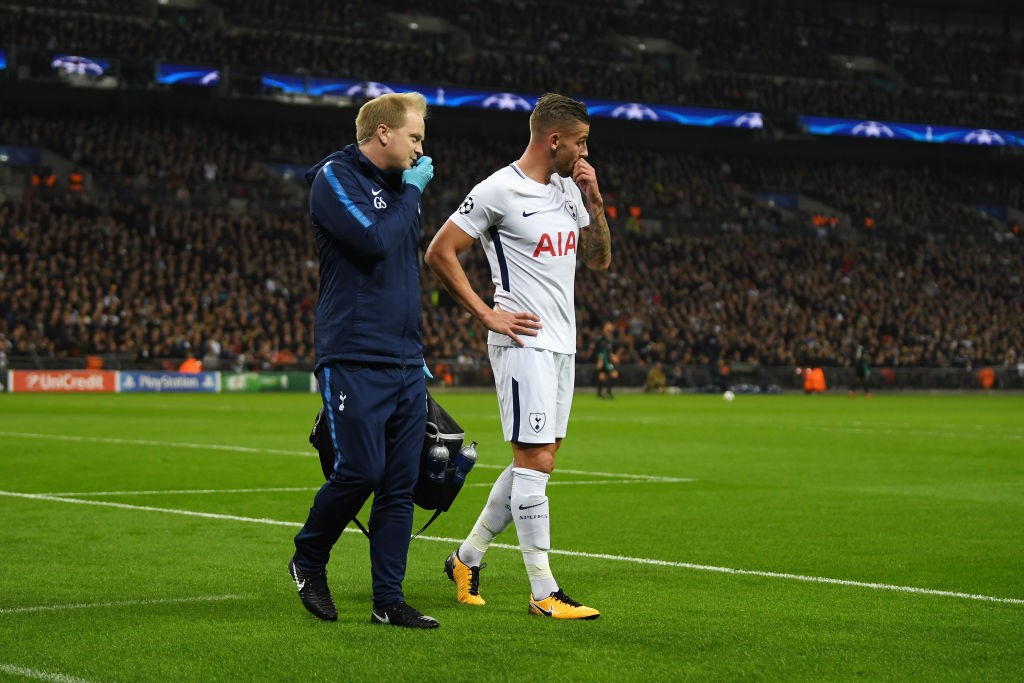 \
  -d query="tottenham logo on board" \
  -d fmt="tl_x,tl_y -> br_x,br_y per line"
529,412 -> 547,433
